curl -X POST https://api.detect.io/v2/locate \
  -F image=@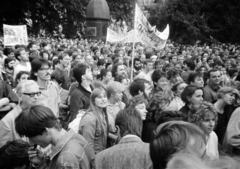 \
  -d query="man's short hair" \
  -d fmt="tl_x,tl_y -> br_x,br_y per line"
115,106 -> 143,137
0,140 -> 30,169
150,121 -> 206,169
51,71 -> 64,85
106,81 -> 124,99
151,70 -> 167,88
15,105 -> 60,138
58,51 -> 69,60
14,47 -> 25,61
30,58 -> 51,81
188,72 -> 203,84
183,59 -> 195,71
129,79 -> 149,97
73,63 -> 90,84
207,69 -> 219,78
